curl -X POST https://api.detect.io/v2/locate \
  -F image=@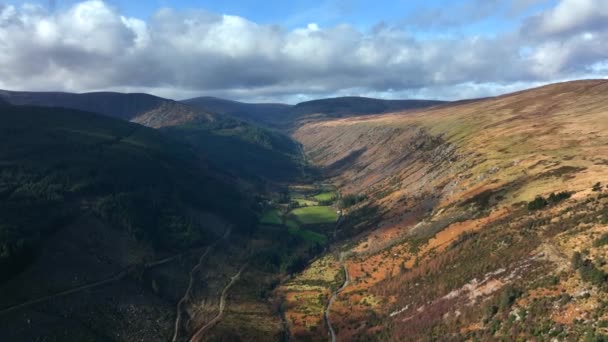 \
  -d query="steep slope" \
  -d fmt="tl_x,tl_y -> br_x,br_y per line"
296,80 -> 608,204
0,105 -> 256,279
282,79 -> 608,340
162,121 -> 303,183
